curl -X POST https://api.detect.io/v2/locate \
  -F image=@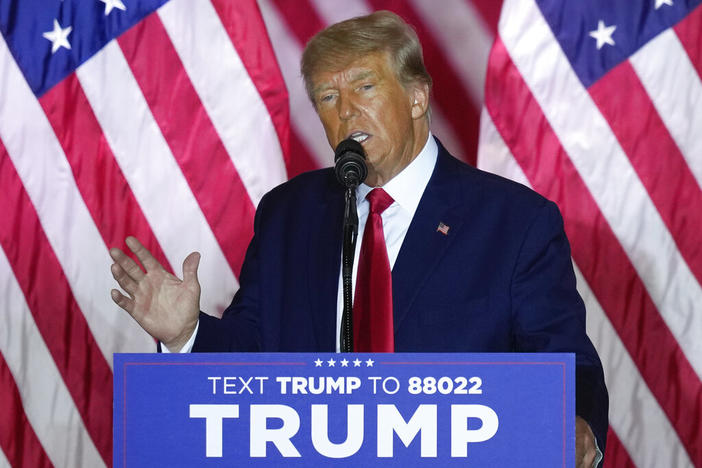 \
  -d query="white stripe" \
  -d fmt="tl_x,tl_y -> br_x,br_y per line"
409,0 -> 493,106
477,110 -> 693,468
309,0 -> 371,25
477,108 -> 530,185
0,248 -> 105,468
76,41 -> 237,317
577,265 -> 694,468
157,0 -> 287,205
0,446 -> 9,468
258,0 -> 334,168
630,28 -> 702,190
0,35 -> 153,363
499,0 -> 702,380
